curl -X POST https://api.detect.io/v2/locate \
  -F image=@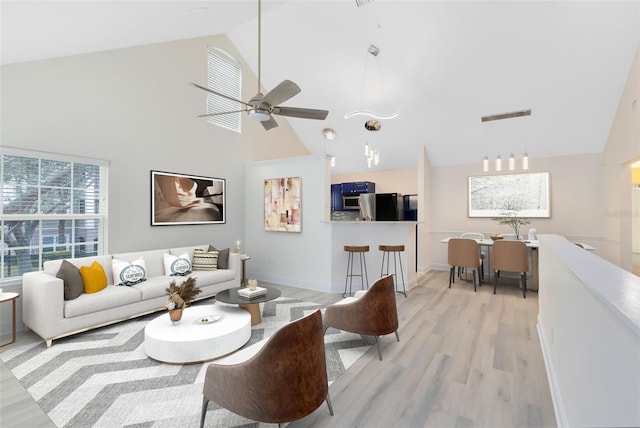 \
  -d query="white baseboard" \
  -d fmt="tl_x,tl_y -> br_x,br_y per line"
537,314 -> 568,428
